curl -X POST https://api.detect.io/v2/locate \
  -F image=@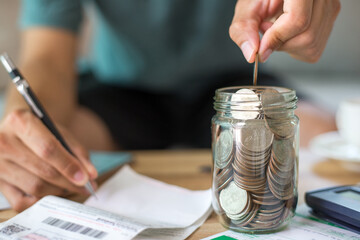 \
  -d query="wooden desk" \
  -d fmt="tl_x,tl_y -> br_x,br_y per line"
1,149 -> 360,239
